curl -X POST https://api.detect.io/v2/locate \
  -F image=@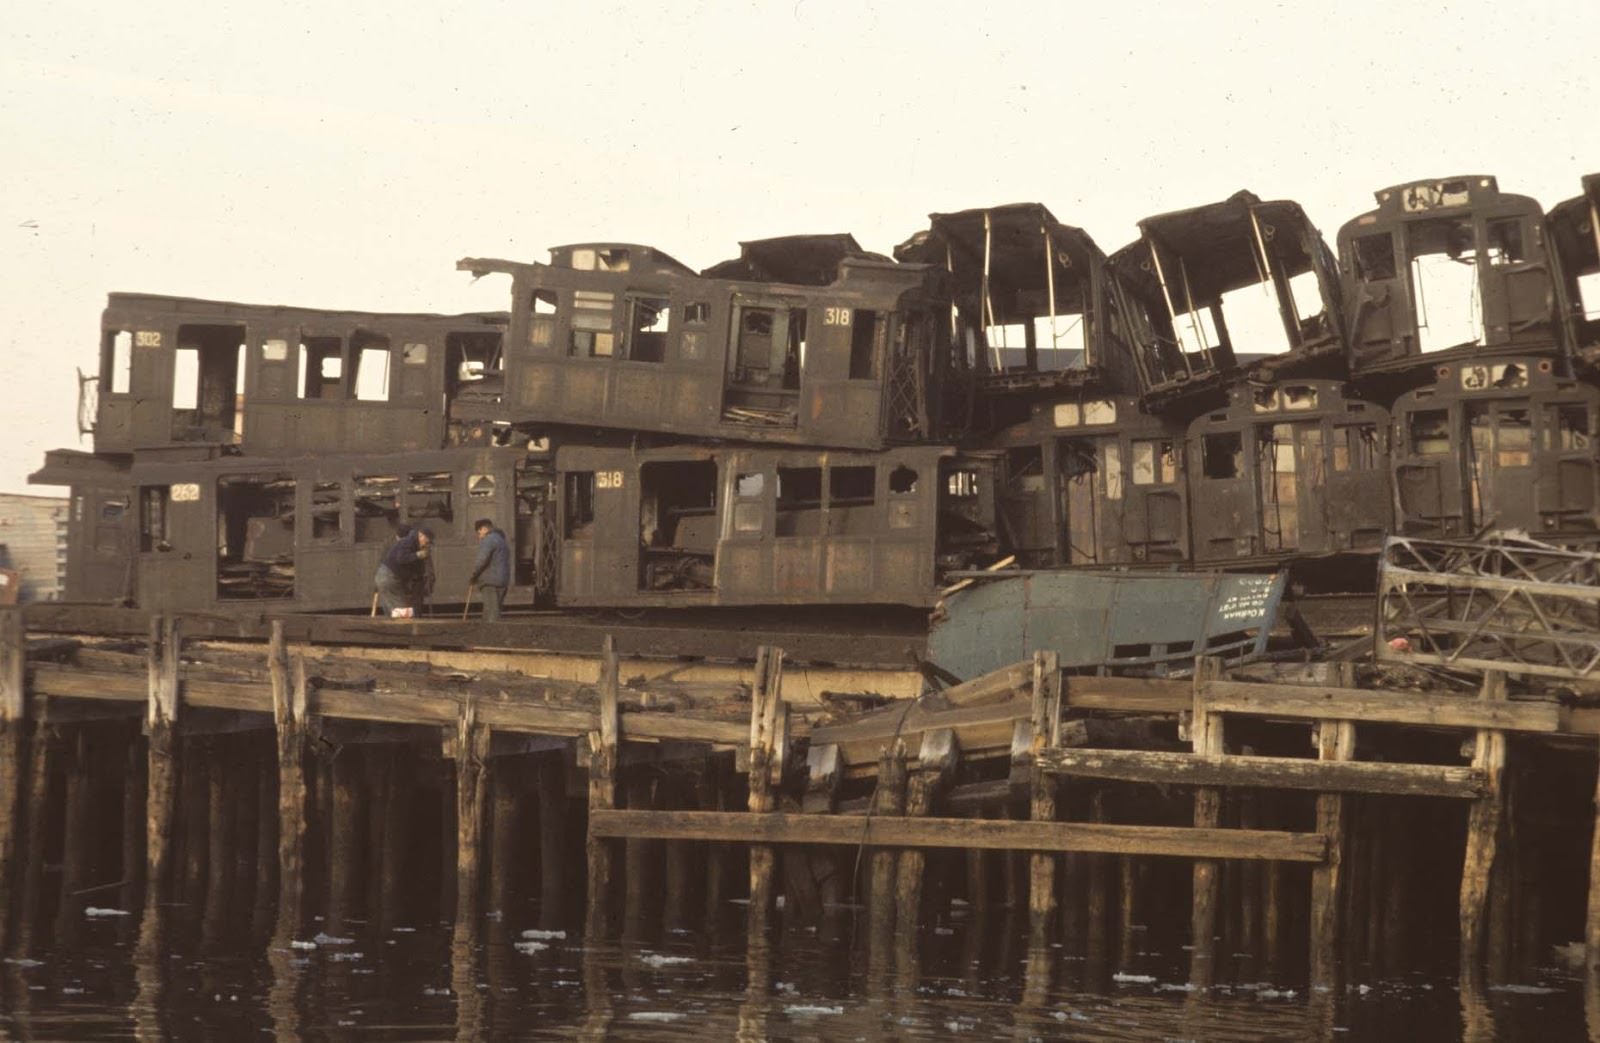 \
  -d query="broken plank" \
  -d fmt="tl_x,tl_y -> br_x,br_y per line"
1038,747 -> 1486,799
1063,675 -> 1190,714
587,809 -> 1326,862
1200,681 -> 1558,733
